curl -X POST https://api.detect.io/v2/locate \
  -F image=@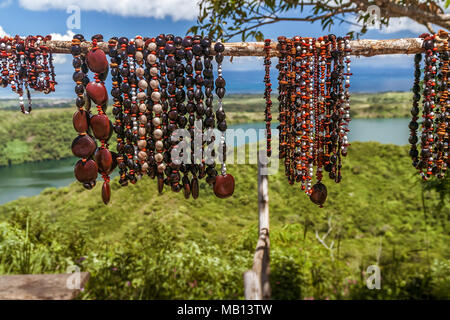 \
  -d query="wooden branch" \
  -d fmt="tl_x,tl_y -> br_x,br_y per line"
244,156 -> 271,300
45,37 -> 446,58
0,272 -> 90,300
